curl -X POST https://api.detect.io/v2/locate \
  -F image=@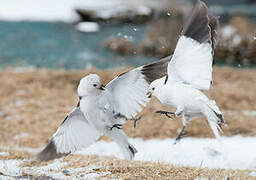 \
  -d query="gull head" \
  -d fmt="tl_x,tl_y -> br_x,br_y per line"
77,74 -> 105,97
147,77 -> 165,98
